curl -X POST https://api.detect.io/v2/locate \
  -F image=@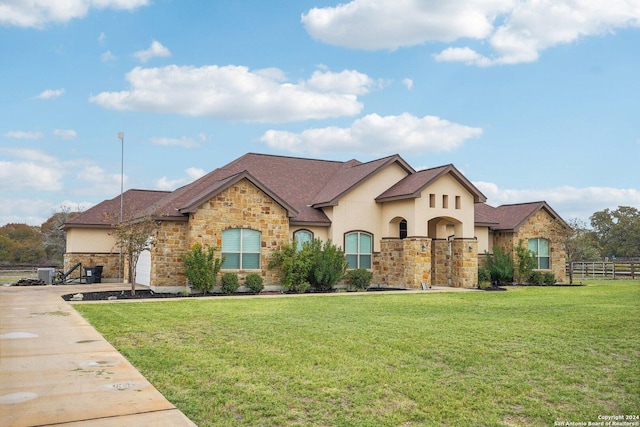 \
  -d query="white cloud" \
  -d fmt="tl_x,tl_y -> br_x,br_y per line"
34,88 -> 65,99
302,0 -> 640,66
101,50 -> 116,62
133,40 -> 171,63
0,0 -> 149,28
98,32 -> 106,44
0,160 -> 63,192
74,165 -> 123,195
260,113 -> 482,156
54,129 -> 77,140
4,130 -> 44,139
155,167 -> 206,191
475,181 -> 640,222
402,78 -> 414,90
89,65 -> 372,122
150,136 -> 200,148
